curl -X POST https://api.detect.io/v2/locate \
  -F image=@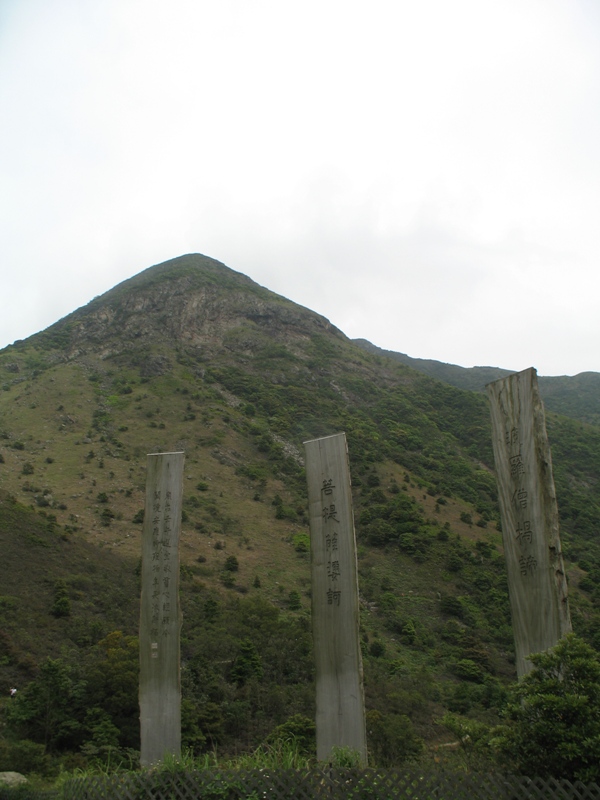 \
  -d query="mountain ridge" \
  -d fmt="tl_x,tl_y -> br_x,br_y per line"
1,253 -> 599,770
25,254 -> 343,362
353,338 -> 600,426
